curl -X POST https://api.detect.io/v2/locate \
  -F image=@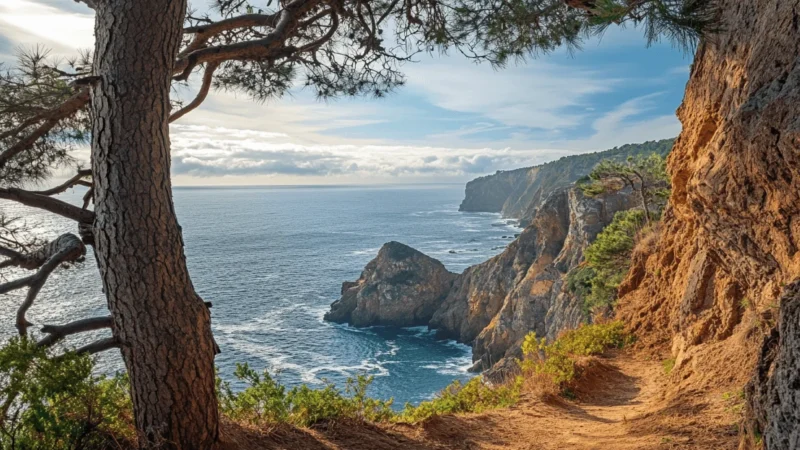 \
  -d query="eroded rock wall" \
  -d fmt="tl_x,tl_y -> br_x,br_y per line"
747,281 -> 800,450
614,0 -> 800,439
432,187 -> 638,371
